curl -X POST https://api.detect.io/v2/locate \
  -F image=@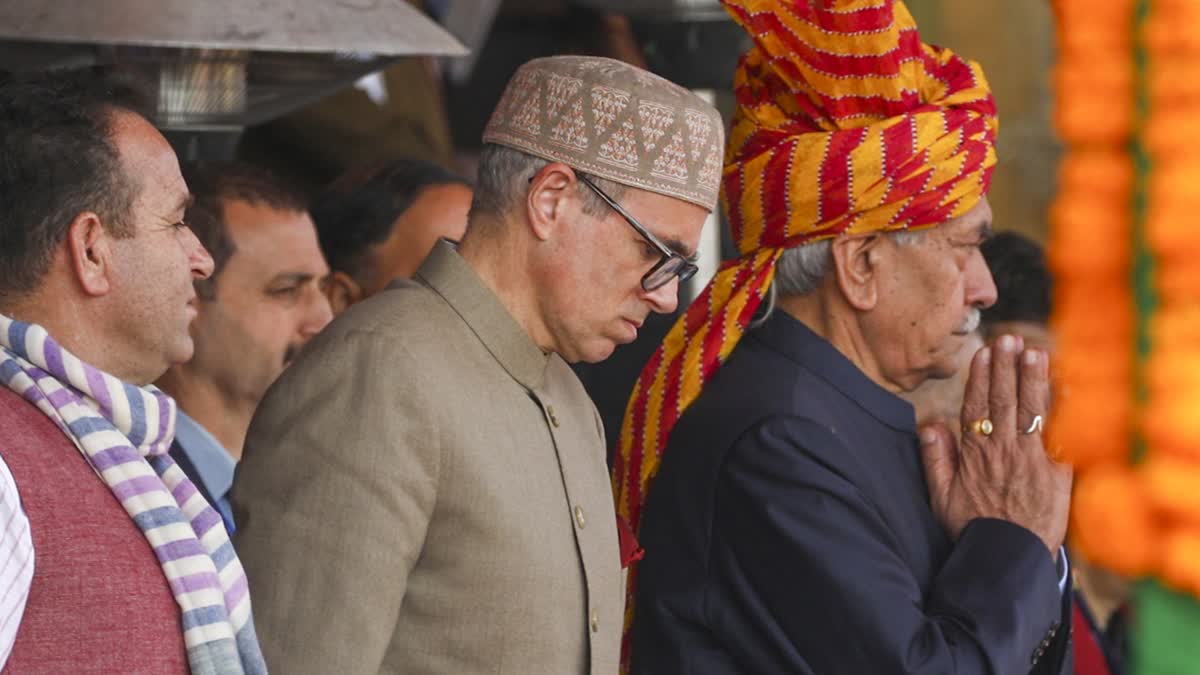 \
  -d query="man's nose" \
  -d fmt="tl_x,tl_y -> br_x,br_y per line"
187,228 -> 215,279
300,285 -> 334,338
966,251 -> 997,309
644,277 -> 681,315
